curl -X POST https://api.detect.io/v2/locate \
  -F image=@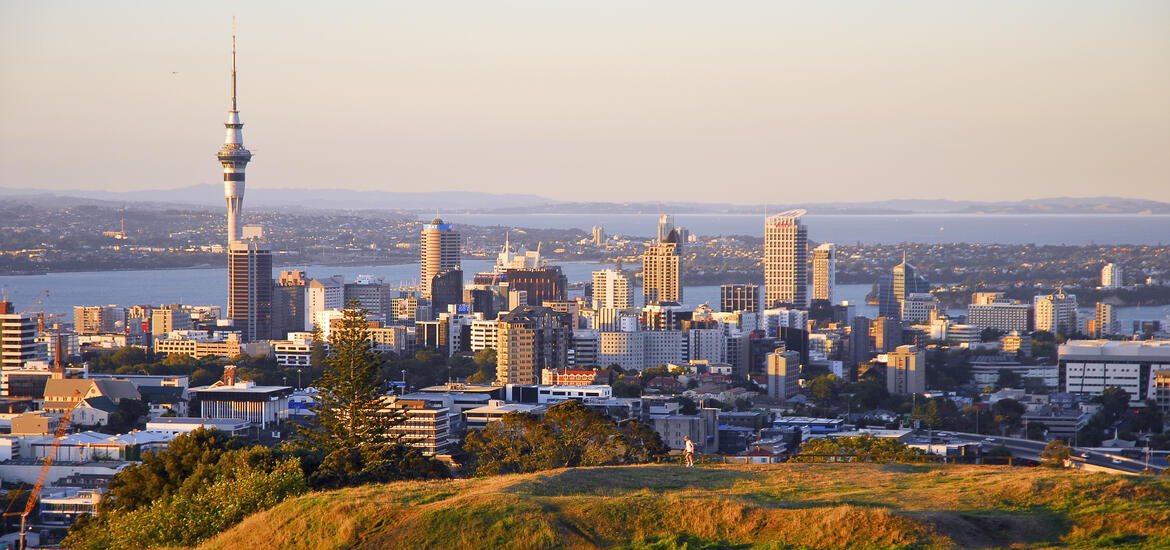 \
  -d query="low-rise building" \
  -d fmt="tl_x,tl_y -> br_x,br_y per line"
540,368 -> 600,386
650,407 -> 719,453
189,369 -> 291,428
463,400 -> 547,430
153,331 -> 242,359
1022,406 -> 1090,438
38,487 -> 102,526
382,396 -> 451,456
144,416 -> 251,436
